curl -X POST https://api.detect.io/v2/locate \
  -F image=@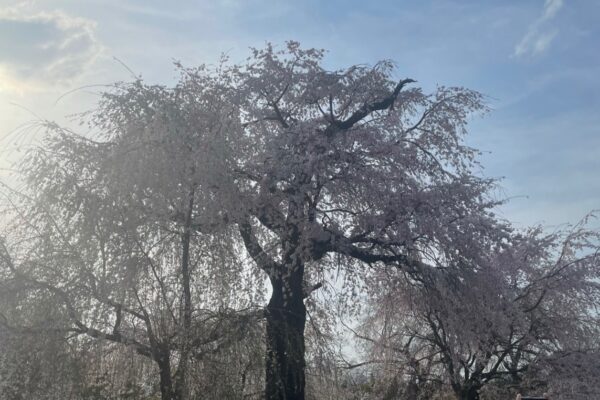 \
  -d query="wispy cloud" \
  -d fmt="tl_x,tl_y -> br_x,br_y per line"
513,0 -> 563,57
0,3 -> 102,93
